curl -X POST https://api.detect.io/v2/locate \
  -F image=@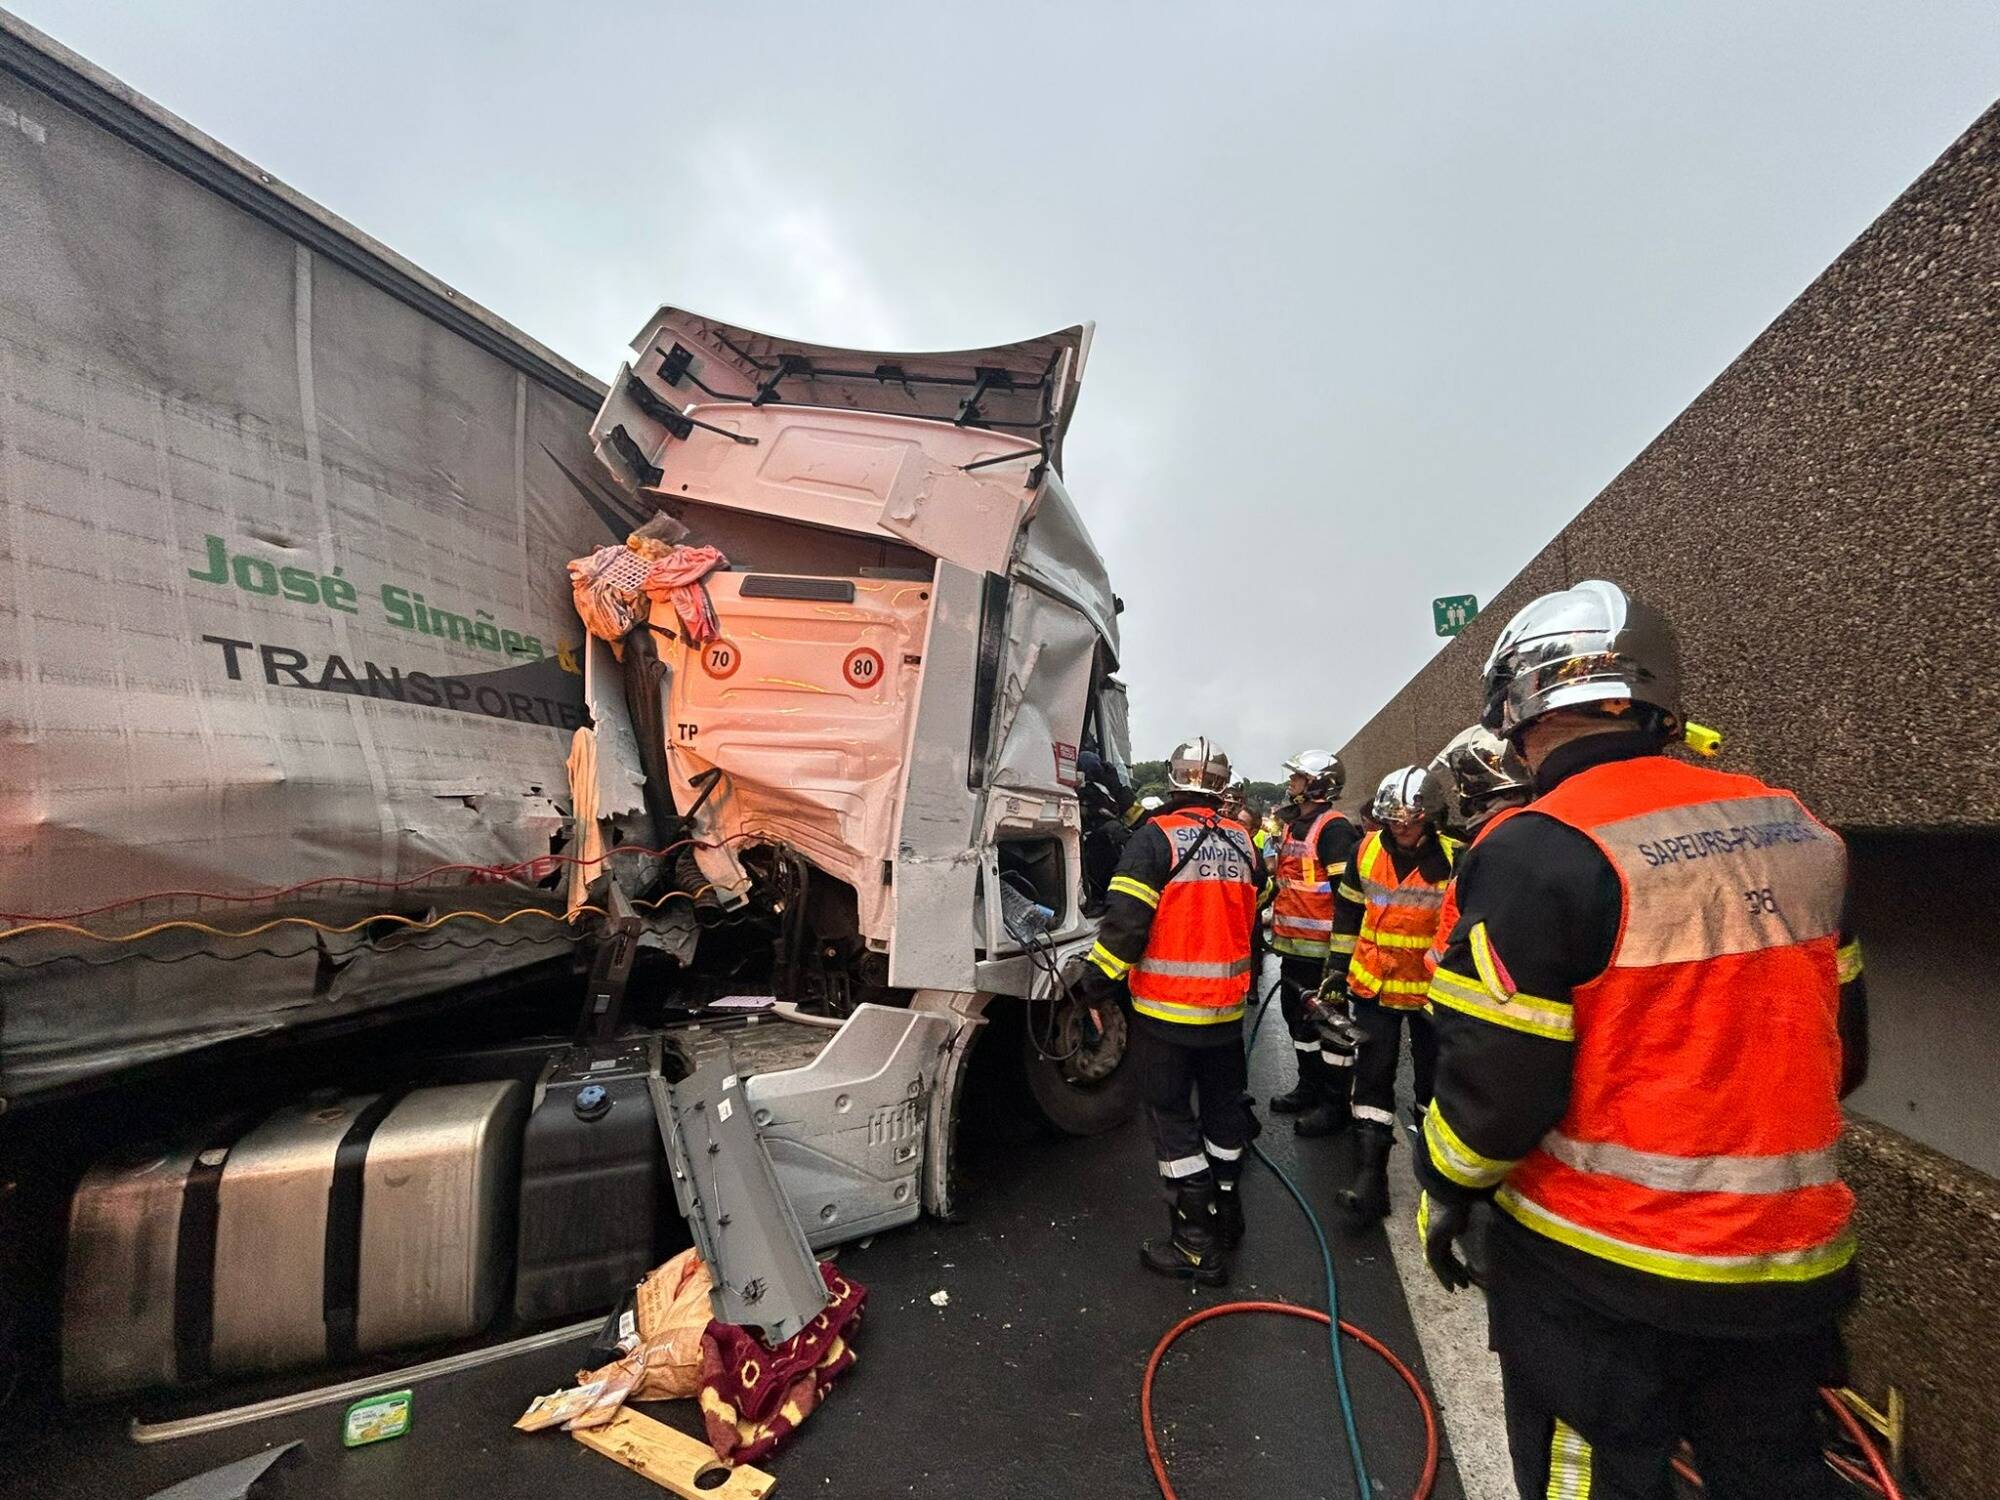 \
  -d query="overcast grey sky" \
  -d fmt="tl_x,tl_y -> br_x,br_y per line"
17,1 -> 1998,775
